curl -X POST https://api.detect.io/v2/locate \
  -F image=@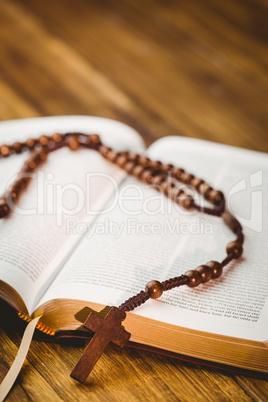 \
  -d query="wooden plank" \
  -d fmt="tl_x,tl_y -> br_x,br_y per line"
4,0 -> 266,150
